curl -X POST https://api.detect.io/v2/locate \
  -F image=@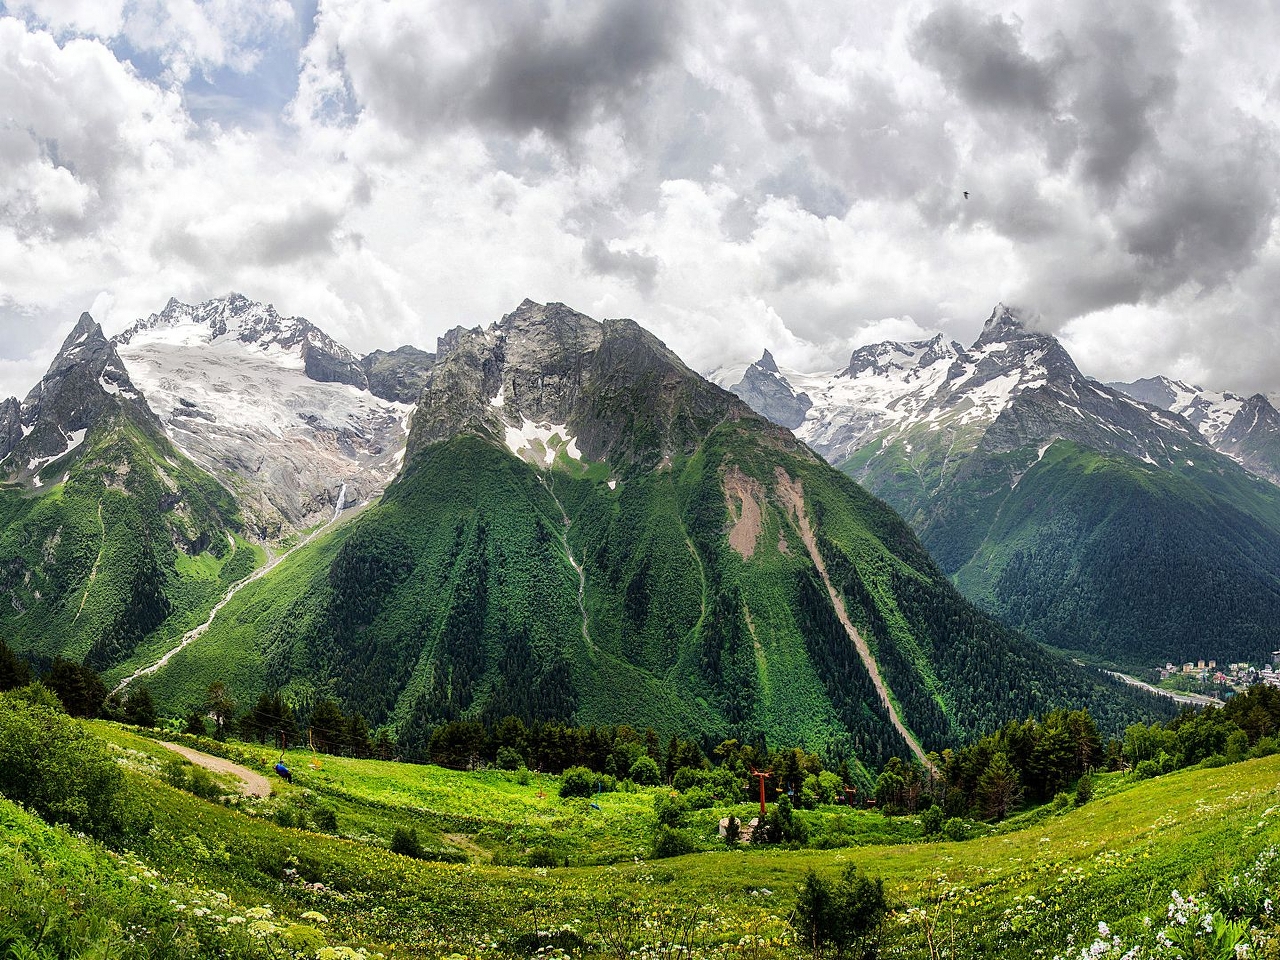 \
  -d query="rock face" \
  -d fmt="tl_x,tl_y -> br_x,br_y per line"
406,299 -> 792,469
0,314 -> 160,484
729,350 -> 812,429
362,345 -> 436,404
113,295 -> 413,537
0,397 -> 20,462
